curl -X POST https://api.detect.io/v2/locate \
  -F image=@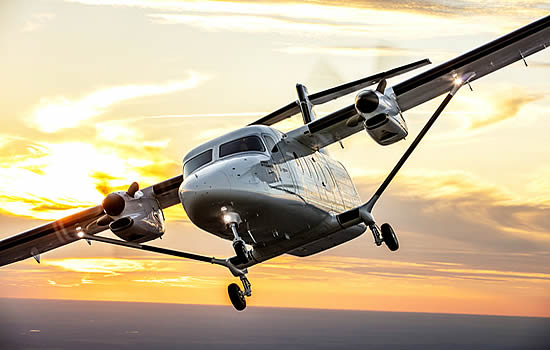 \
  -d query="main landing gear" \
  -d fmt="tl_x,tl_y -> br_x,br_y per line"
368,223 -> 399,251
356,73 -> 476,253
